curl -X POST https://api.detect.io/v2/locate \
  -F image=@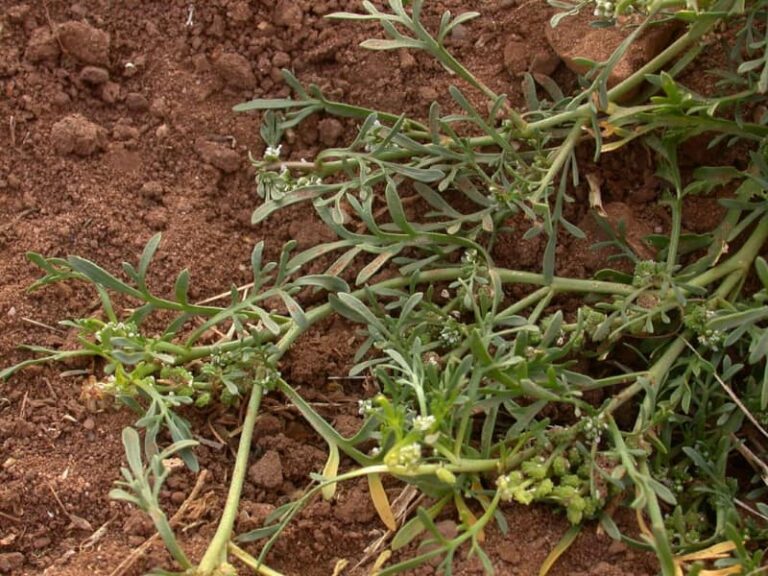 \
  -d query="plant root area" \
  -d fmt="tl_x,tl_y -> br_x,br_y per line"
0,1 -> 733,575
